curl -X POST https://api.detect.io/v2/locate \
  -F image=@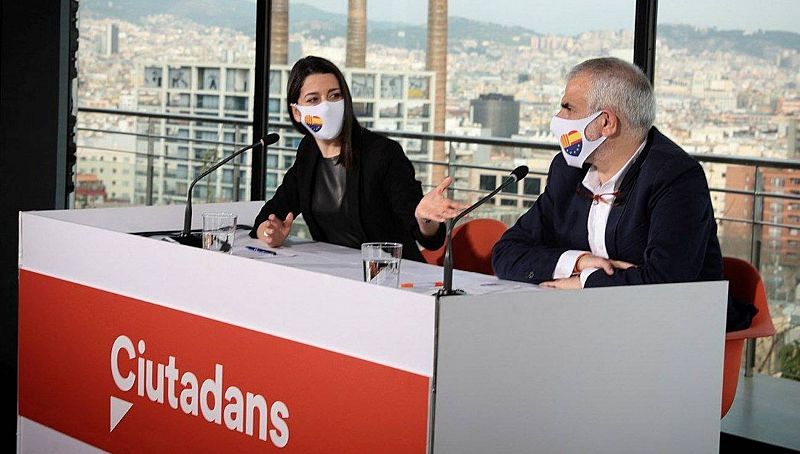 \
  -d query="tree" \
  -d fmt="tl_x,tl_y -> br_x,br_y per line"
779,339 -> 800,381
